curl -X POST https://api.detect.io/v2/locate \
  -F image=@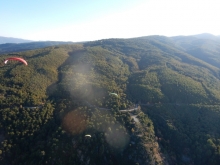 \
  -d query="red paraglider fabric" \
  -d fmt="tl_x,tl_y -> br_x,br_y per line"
4,57 -> 28,65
